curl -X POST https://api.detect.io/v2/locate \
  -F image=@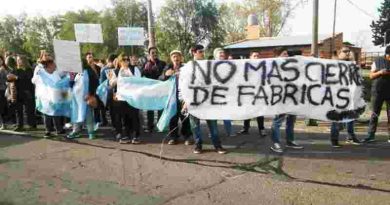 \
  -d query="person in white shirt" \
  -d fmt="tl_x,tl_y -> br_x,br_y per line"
108,54 -> 142,144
